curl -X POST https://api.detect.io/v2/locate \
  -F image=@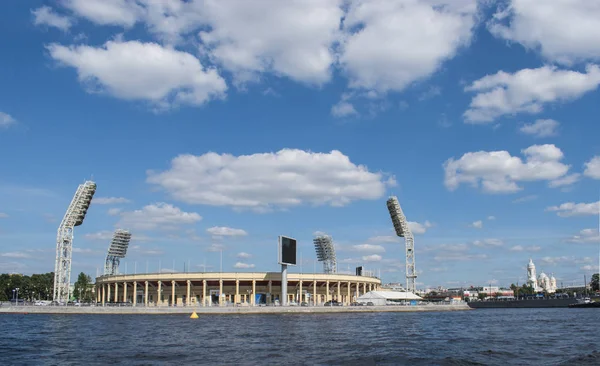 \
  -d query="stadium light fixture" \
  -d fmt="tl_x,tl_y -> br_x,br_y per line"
313,234 -> 337,274
386,196 -> 417,293
53,180 -> 97,303
104,229 -> 132,276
